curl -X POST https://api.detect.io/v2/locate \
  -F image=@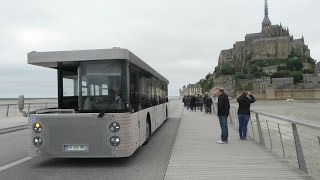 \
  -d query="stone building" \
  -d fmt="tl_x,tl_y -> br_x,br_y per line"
179,84 -> 202,96
253,77 -> 271,93
303,74 -> 320,88
218,0 -> 310,71
272,77 -> 294,89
